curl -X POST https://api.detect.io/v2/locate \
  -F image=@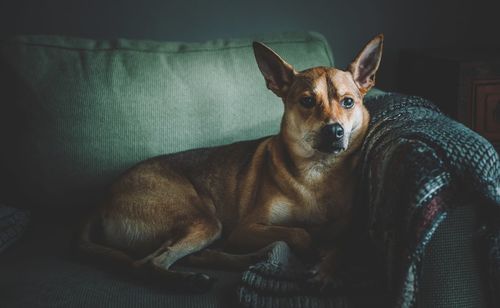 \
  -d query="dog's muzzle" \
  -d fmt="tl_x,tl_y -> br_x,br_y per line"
318,123 -> 345,154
